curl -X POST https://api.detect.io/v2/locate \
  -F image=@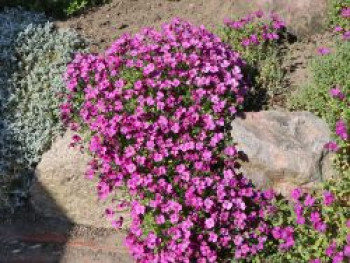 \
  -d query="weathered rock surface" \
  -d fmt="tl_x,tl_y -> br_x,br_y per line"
30,130 -> 130,229
231,111 -> 334,197
231,0 -> 328,37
